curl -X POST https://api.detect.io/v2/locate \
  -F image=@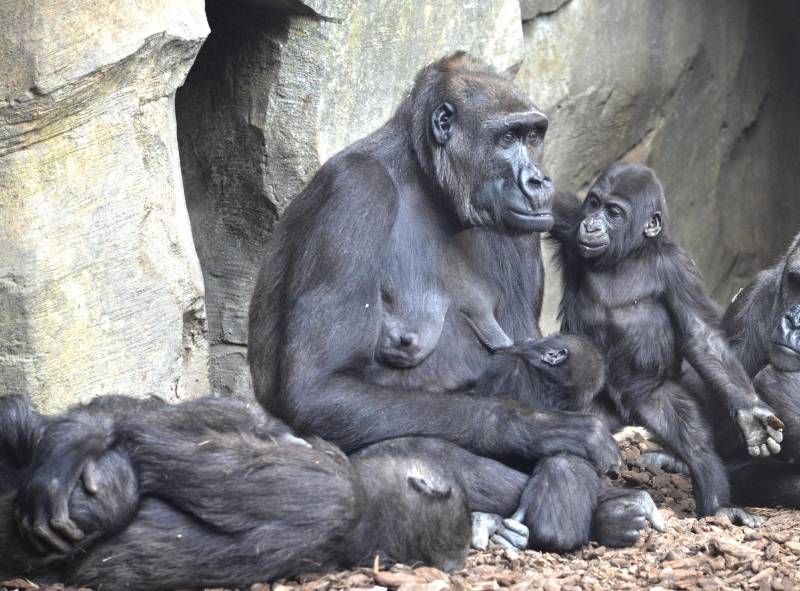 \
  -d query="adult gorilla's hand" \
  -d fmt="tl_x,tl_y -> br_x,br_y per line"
592,488 -> 665,547
736,405 -> 784,457
525,410 -> 621,474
